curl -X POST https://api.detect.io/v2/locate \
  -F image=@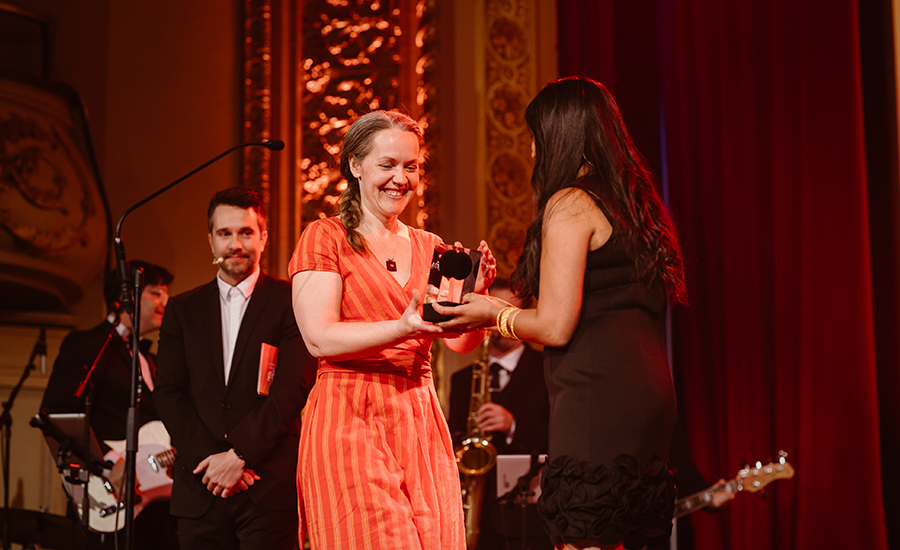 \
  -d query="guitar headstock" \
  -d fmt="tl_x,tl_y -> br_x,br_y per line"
736,451 -> 795,493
